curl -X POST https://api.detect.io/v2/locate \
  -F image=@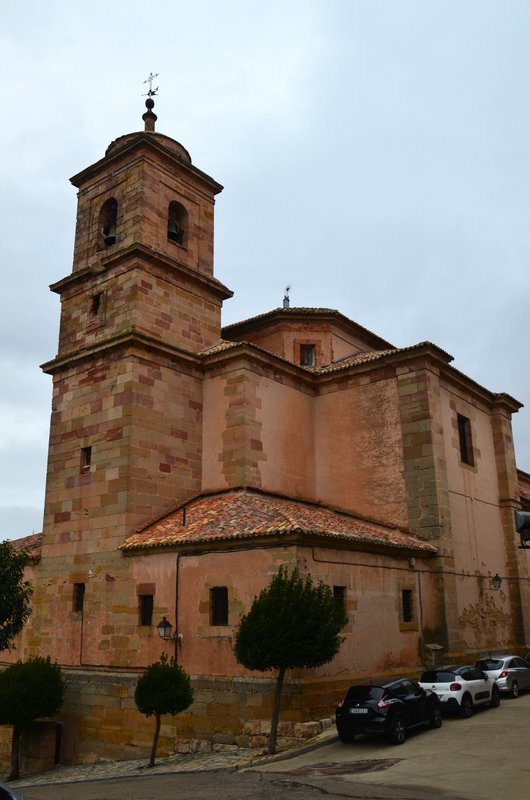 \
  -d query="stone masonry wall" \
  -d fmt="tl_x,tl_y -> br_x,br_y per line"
0,670 -> 341,776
